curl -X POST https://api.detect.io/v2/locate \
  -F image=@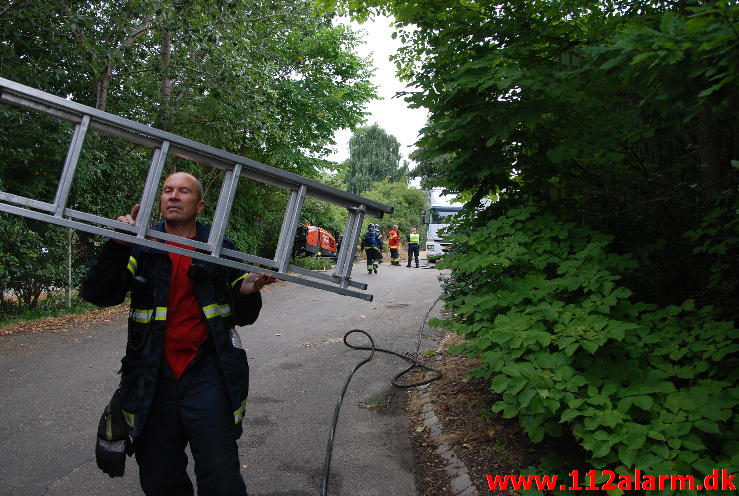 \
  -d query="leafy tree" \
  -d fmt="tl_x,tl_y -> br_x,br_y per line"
2,0 -> 376,204
320,0 -> 739,479
361,179 -> 427,243
327,0 -> 738,313
345,124 -> 408,194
